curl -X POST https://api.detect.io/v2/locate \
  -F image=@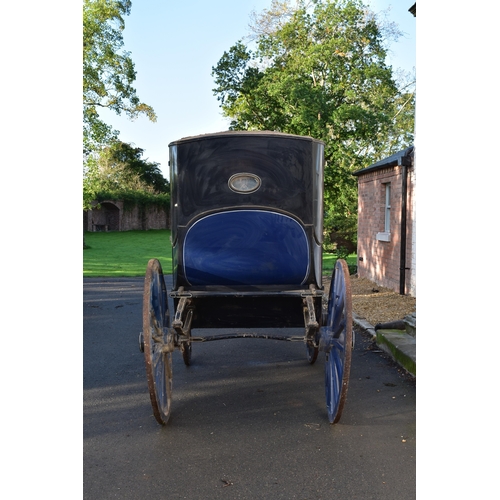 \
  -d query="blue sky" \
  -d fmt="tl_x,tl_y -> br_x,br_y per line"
98,0 -> 416,179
